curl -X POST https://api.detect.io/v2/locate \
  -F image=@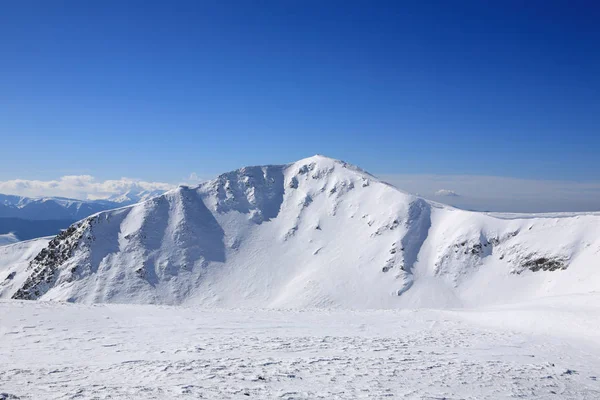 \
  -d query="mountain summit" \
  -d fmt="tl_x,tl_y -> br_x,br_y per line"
1,156 -> 599,308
